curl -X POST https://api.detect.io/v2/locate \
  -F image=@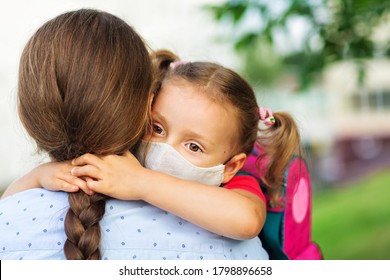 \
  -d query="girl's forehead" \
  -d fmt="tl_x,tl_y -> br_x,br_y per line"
159,78 -> 239,128
155,81 -> 240,150
162,78 -> 224,103
162,78 -> 193,90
